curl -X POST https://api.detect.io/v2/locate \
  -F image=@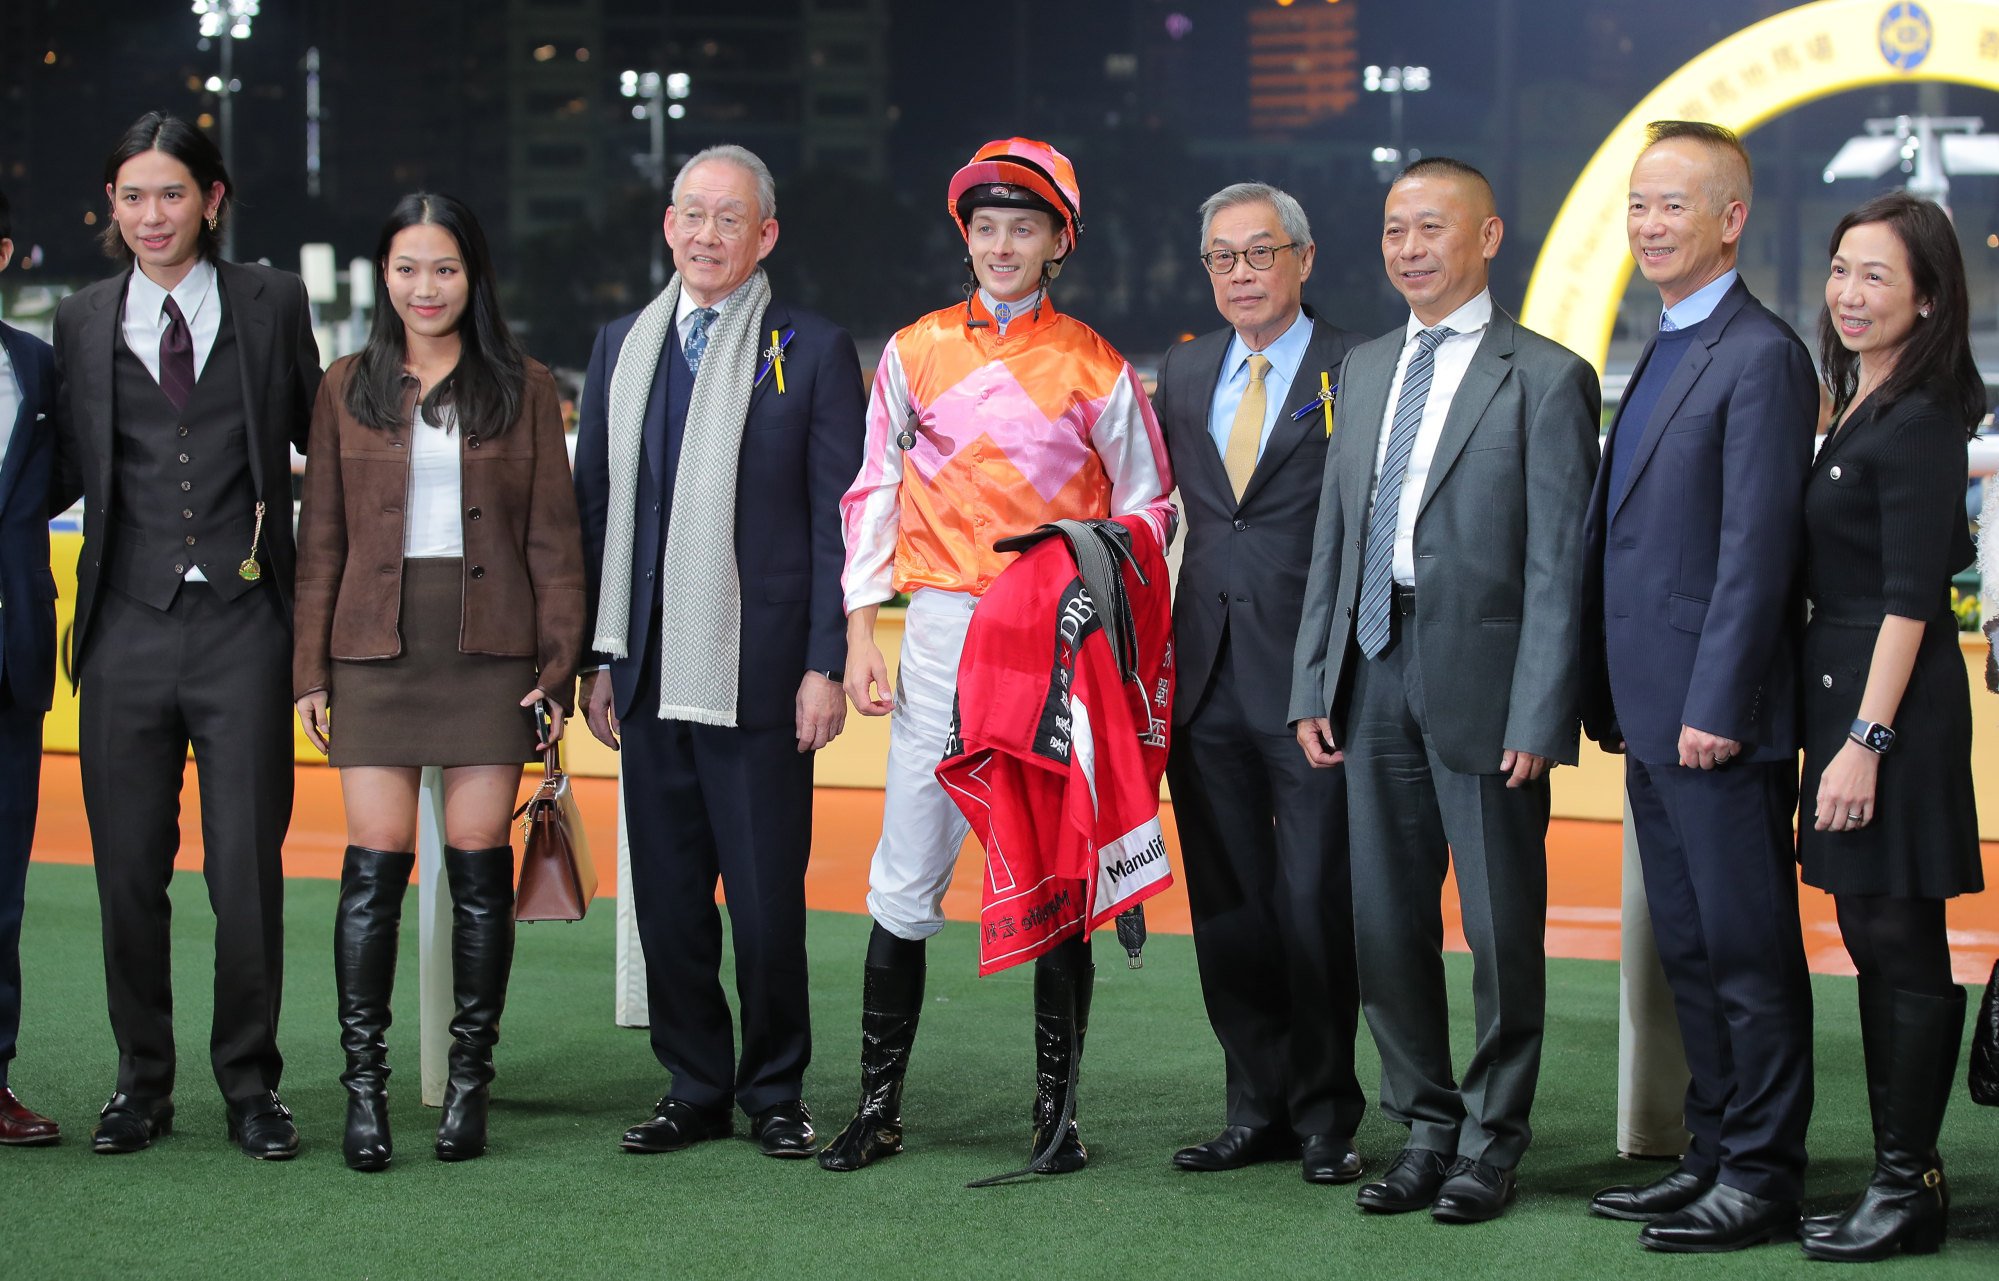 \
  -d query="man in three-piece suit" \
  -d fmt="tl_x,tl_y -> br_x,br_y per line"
51,114 -> 321,1158
1291,157 -> 1599,1223
1580,121 -> 1816,1253
0,190 -> 62,1147
574,144 -> 864,1159
1153,182 -> 1367,1185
